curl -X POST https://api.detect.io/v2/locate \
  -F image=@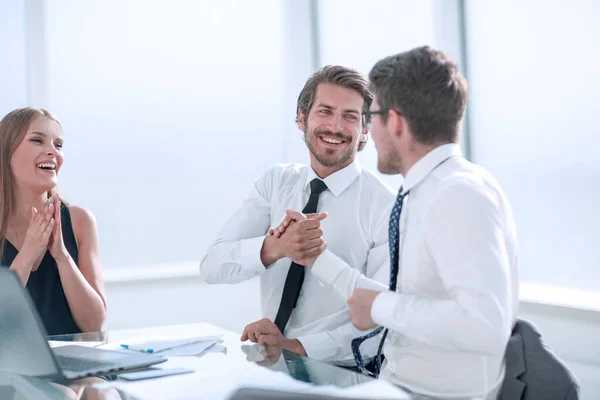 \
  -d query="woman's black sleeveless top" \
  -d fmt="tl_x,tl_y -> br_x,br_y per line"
2,204 -> 82,335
